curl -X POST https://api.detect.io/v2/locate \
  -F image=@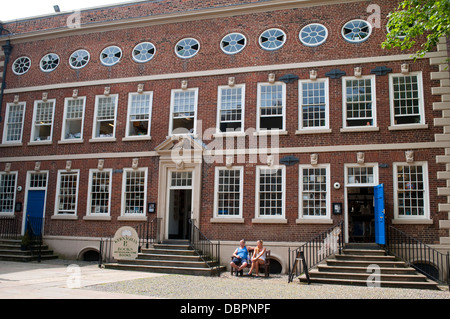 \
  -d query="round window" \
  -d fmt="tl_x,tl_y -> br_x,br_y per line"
299,23 -> 328,47
259,28 -> 286,51
220,33 -> 246,55
12,56 -> 31,75
100,46 -> 122,66
40,53 -> 60,72
69,49 -> 90,69
132,42 -> 156,63
341,19 -> 372,43
175,38 -> 200,59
